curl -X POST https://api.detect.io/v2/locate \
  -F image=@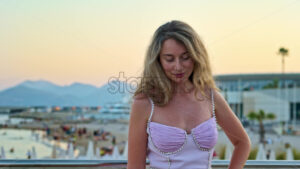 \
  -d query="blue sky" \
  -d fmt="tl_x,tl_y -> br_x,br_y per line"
0,0 -> 299,90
